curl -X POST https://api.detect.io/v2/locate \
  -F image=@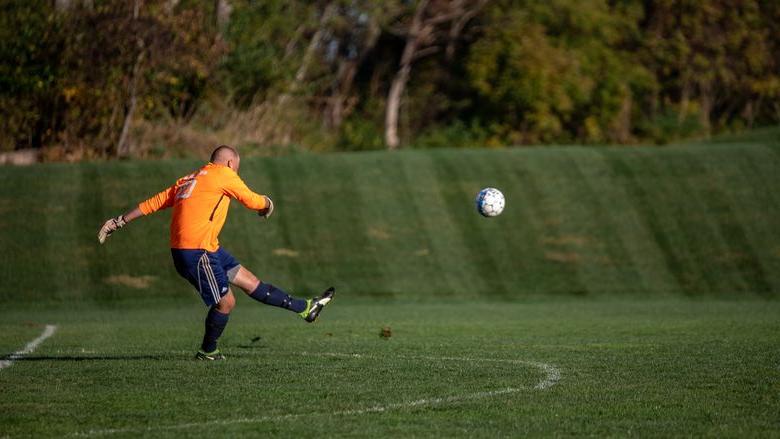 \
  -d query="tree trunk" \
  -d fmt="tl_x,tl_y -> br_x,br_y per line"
699,86 -> 712,137
116,0 -> 144,158
384,0 -> 428,150
326,19 -> 380,128
216,0 -> 232,31
278,2 -> 336,108
54,0 -> 72,12
385,64 -> 411,150
55,0 -> 94,11
678,80 -> 690,123
116,50 -> 144,158
445,0 -> 487,60
611,91 -> 633,144
165,0 -> 180,14
327,60 -> 357,128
